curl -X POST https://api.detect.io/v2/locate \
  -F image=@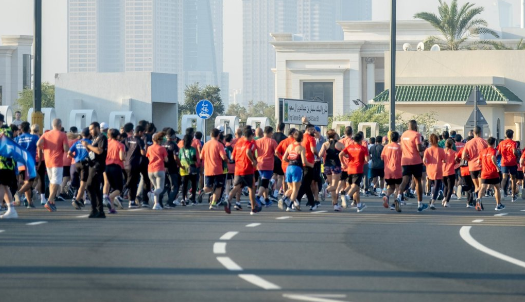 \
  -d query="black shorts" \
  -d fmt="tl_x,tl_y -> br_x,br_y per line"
402,164 -> 423,178
501,165 -> 517,176
341,172 -> 348,181
75,162 -> 89,183
105,164 -> 123,192
0,169 -> 15,186
347,174 -> 363,185
371,168 -> 384,178
63,166 -> 71,178
385,178 -> 402,186
313,161 -> 322,183
517,171 -> 524,180
273,157 -> 284,176
254,170 -> 260,182
470,170 -> 481,180
482,178 -> 500,185
204,174 -> 225,190
234,174 -> 254,188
